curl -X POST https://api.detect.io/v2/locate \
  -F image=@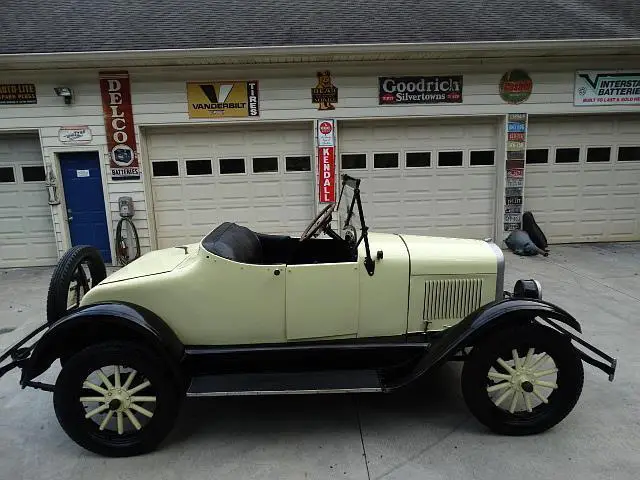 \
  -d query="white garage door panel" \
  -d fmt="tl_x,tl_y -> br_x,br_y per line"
148,124 -> 314,249
339,118 -> 497,239
0,134 -> 57,268
526,115 -> 640,243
